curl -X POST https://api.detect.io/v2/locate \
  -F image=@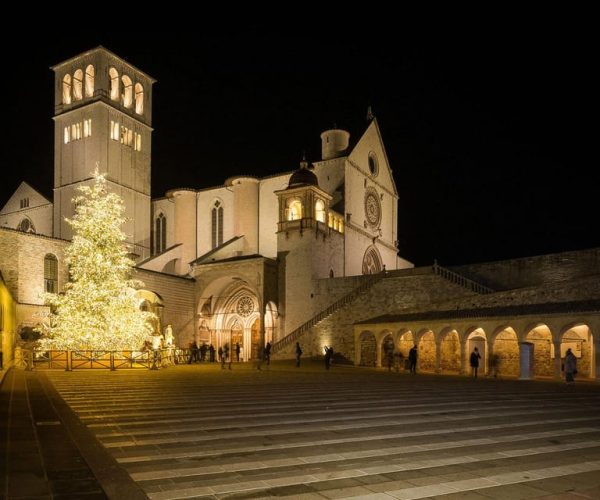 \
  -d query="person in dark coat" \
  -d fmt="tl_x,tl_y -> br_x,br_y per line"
200,343 -> 207,362
324,346 -> 333,370
408,345 -> 417,374
563,348 -> 577,384
209,344 -> 215,362
235,342 -> 241,362
295,342 -> 302,367
470,347 -> 482,378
